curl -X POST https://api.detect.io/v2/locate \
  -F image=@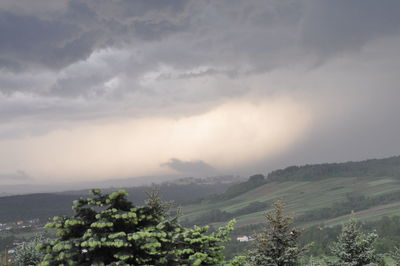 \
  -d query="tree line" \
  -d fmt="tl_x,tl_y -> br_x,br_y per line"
7,189 -> 400,265
267,156 -> 400,182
